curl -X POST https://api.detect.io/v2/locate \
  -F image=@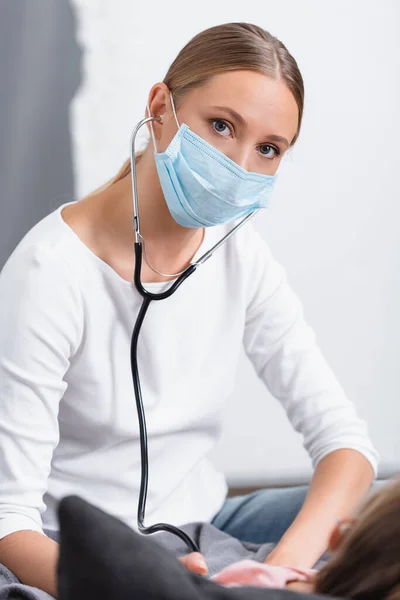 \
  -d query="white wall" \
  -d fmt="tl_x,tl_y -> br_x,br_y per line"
70,0 -> 400,486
